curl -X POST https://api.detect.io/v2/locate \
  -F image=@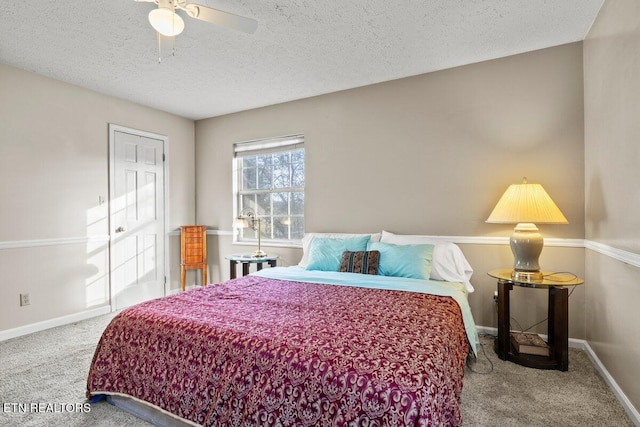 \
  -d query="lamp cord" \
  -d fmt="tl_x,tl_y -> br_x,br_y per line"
509,284 -> 577,334
541,271 -> 578,282
466,335 -> 494,374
